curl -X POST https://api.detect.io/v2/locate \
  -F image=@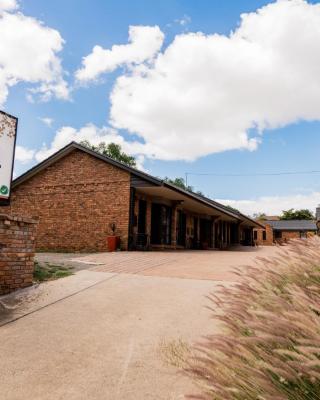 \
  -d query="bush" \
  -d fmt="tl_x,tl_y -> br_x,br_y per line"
186,238 -> 320,400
